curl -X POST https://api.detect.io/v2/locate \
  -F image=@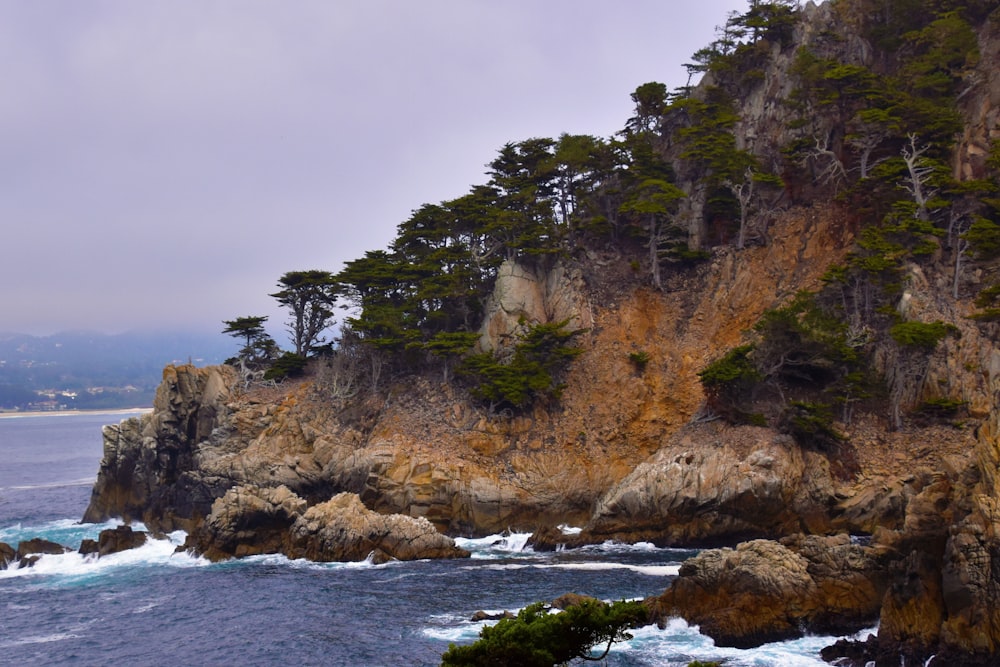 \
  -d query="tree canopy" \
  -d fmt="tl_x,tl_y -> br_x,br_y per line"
440,599 -> 647,667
